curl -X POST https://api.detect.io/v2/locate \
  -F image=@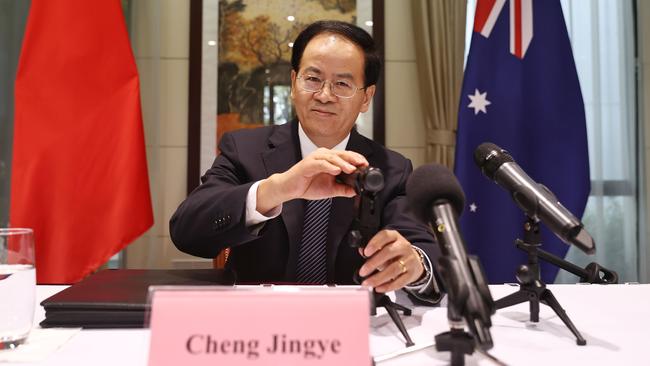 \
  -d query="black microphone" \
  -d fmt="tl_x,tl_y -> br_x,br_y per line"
406,163 -> 494,350
473,142 -> 595,254
336,166 -> 384,193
